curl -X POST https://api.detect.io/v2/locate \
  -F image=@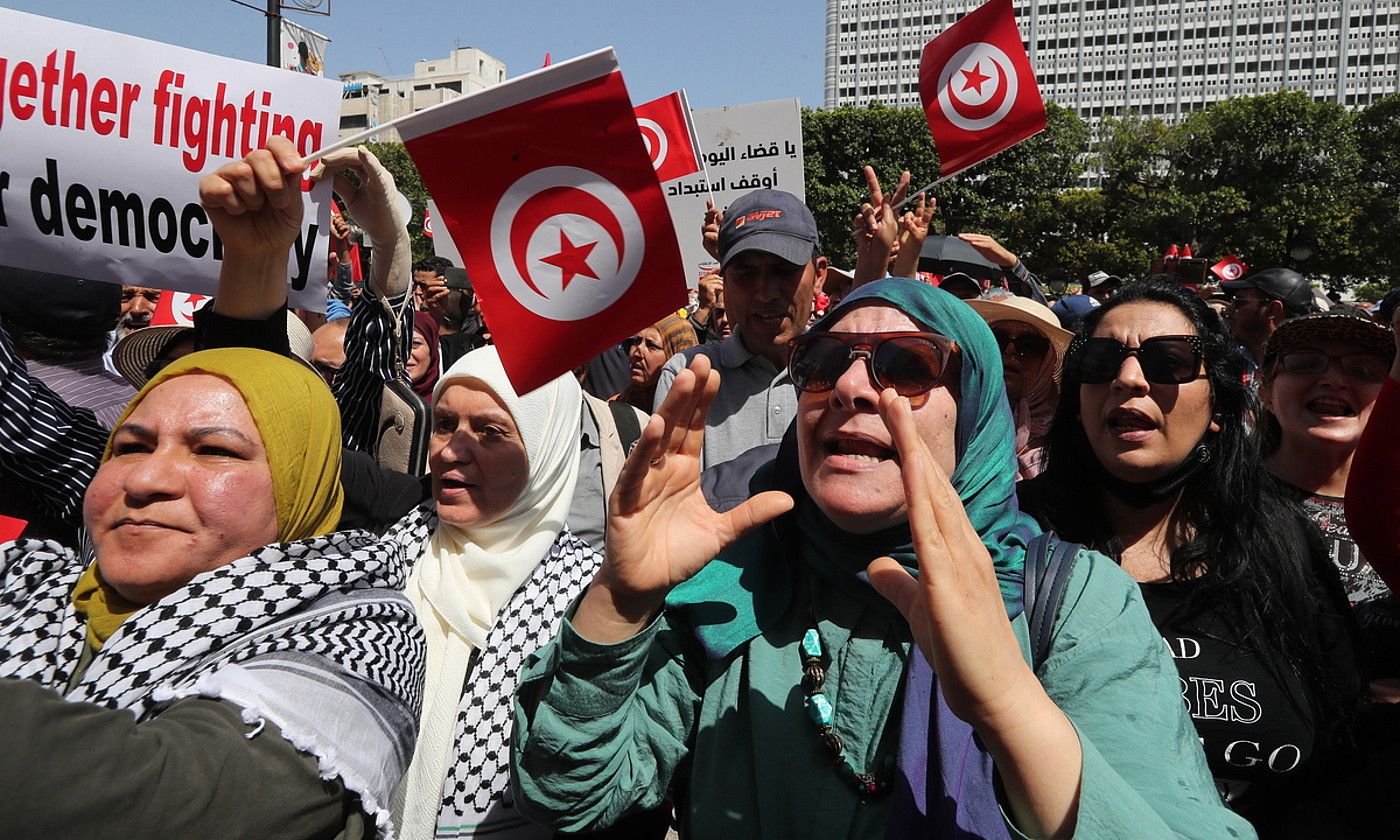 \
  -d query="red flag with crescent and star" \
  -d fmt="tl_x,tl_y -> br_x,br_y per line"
918,0 -> 1046,178
150,290 -> 211,327
1211,254 -> 1249,282
634,89 -> 704,183
397,49 -> 686,394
